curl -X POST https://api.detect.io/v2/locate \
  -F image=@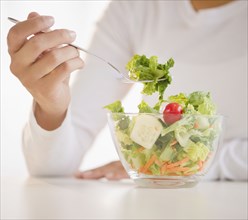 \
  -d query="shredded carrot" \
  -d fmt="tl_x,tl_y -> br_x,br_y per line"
135,146 -> 145,153
143,170 -> 152,175
160,163 -> 168,174
166,157 -> 190,169
194,122 -> 199,129
155,158 -> 163,167
138,166 -> 144,173
198,160 -> 203,171
140,154 -> 157,173
170,139 -> 178,146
